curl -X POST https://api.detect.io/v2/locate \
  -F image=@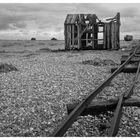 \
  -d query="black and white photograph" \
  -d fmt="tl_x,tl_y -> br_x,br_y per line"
0,0 -> 140,137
